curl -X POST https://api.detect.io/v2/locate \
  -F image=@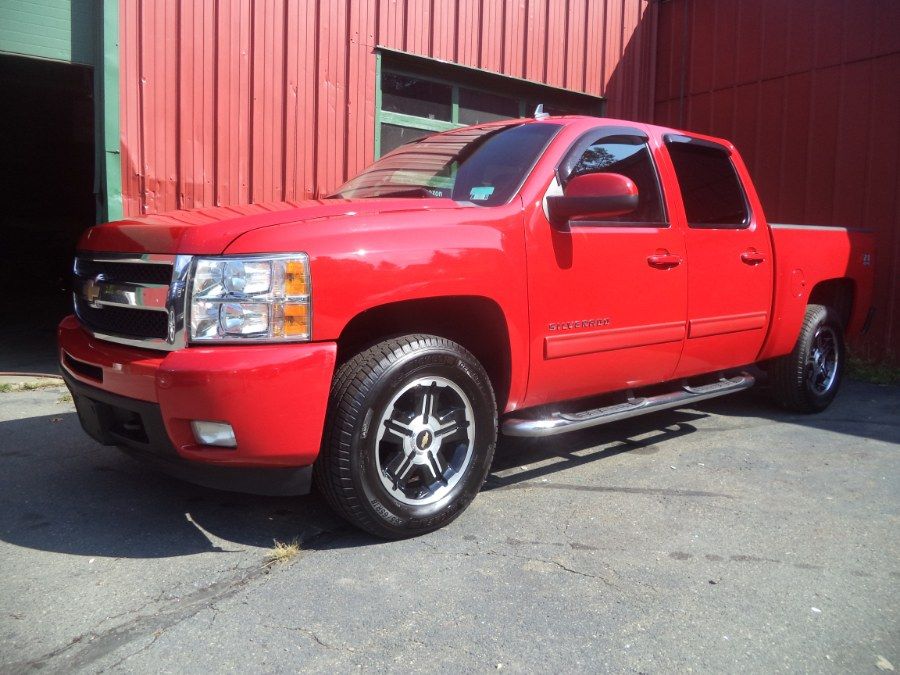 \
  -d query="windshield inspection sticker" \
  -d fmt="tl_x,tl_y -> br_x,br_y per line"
469,186 -> 494,201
